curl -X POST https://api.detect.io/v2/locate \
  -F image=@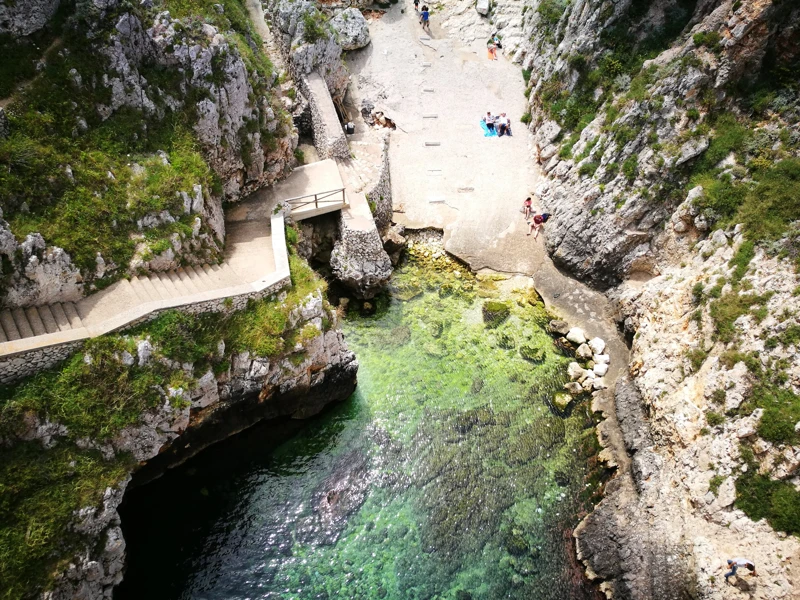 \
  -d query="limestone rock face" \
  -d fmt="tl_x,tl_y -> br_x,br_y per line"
0,219 -> 84,308
330,8 -> 371,51
39,298 -> 357,600
266,0 -> 350,98
439,0 -> 800,288
0,0 -> 60,36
